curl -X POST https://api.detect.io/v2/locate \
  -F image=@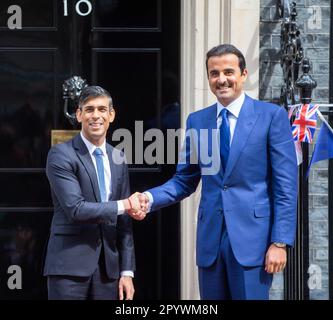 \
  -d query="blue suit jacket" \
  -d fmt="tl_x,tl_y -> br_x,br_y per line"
148,95 -> 298,268
44,134 -> 135,279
